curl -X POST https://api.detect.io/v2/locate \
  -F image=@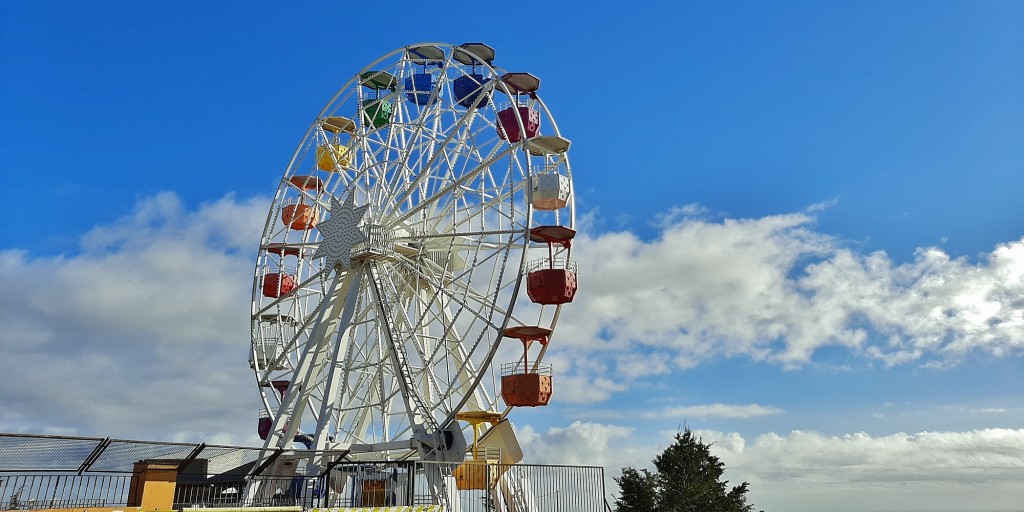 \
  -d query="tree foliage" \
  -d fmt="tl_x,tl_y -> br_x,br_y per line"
615,428 -> 757,512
